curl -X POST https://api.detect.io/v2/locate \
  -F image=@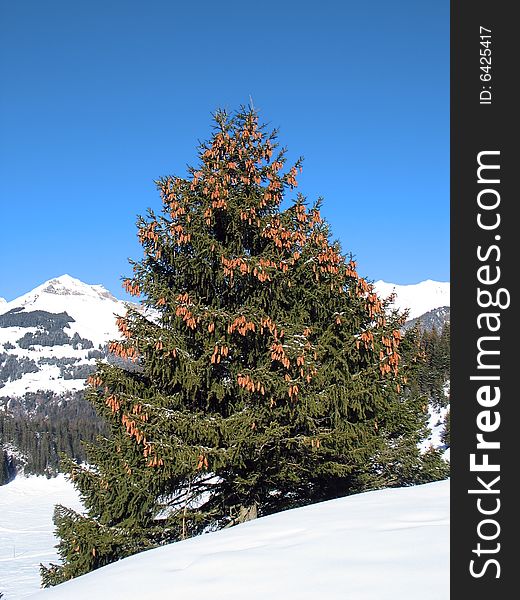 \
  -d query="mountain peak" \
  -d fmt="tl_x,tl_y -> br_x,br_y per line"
0,275 -> 127,348
12,275 -> 119,307
41,275 -> 95,296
